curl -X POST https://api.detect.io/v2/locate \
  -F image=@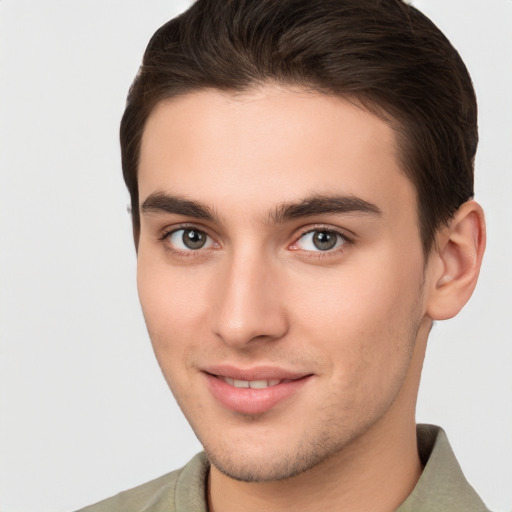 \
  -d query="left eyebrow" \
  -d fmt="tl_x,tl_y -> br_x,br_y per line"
269,195 -> 382,224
